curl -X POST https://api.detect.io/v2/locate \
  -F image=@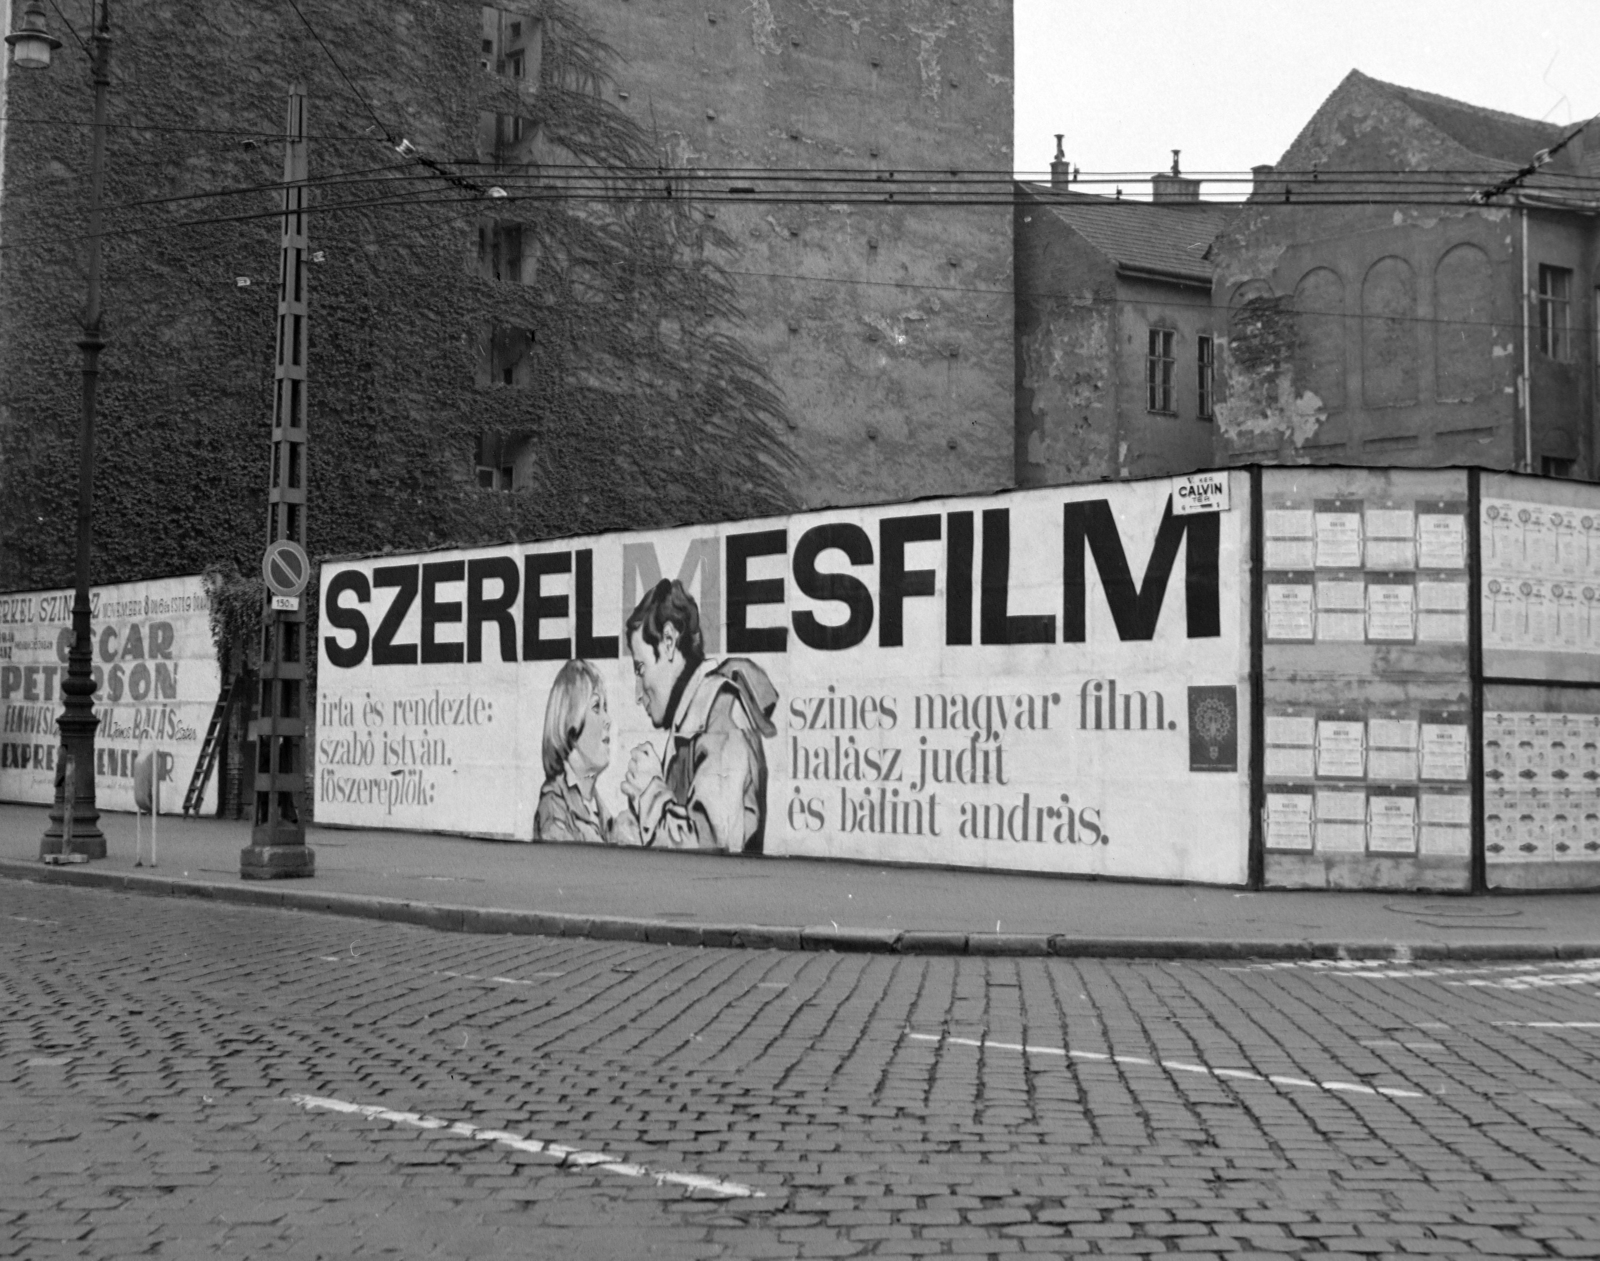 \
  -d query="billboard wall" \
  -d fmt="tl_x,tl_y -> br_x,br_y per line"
0,574 -> 221,813
1259,468 -> 1473,891
1479,472 -> 1600,891
315,476 -> 1252,884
